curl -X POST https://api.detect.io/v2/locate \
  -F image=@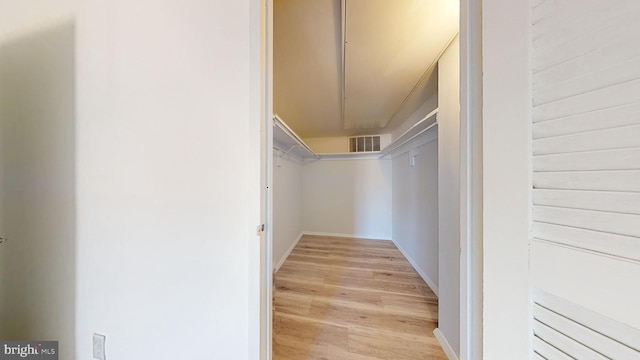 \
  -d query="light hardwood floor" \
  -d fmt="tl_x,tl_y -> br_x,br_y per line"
273,235 -> 446,360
